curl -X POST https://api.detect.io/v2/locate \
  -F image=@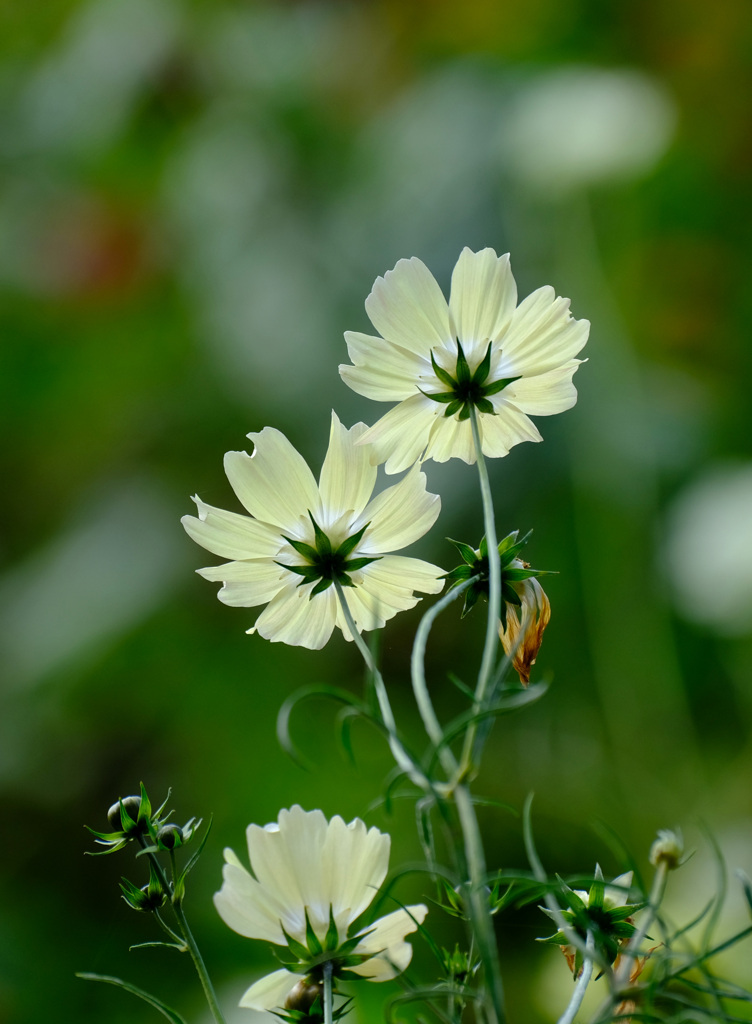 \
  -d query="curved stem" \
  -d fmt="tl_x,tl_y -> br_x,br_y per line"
454,784 -> 506,1024
558,932 -> 595,1024
333,580 -> 421,783
613,862 -> 668,990
459,407 -> 501,776
140,843 -> 227,1024
323,960 -> 334,1024
411,576 -> 480,779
